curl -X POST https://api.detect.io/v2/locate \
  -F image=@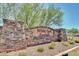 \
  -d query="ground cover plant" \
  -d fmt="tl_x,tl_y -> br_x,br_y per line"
37,47 -> 44,52
75,39 -> 79,43
62,41 -> 71,46
68,40 -> 74,44
48,42 -> 56,49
